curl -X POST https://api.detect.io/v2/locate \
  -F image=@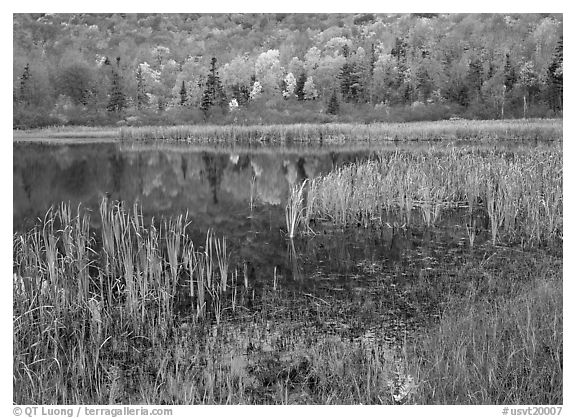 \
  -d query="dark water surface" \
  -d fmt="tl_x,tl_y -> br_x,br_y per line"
14,141 -> 380,228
